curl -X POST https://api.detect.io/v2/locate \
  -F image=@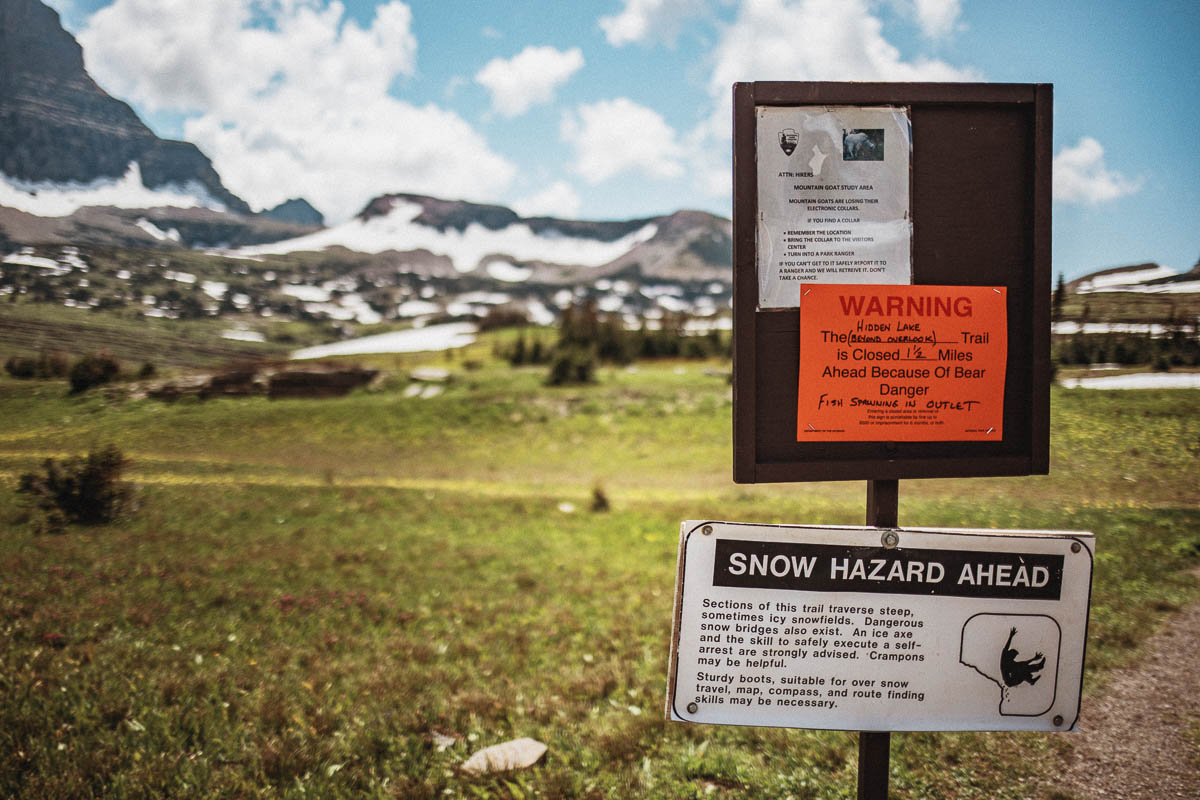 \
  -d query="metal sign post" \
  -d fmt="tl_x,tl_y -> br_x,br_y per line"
857,728 -> 890,800
862,479 -> 898,799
